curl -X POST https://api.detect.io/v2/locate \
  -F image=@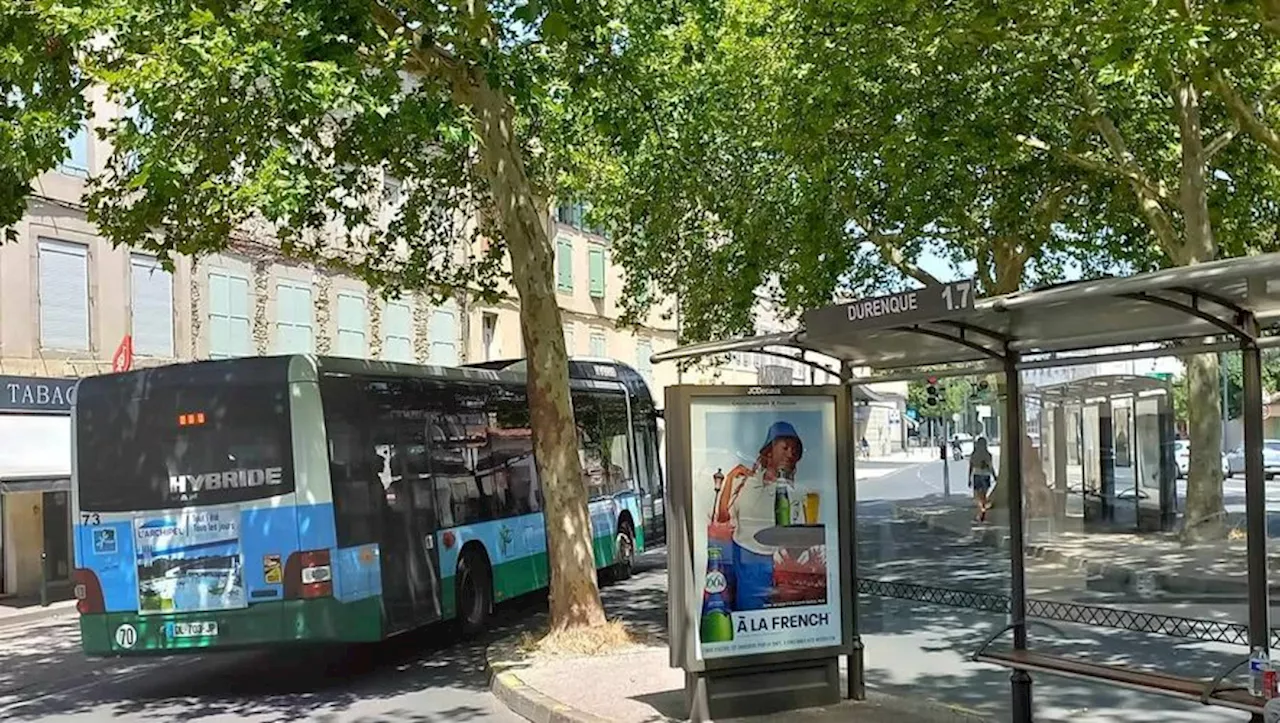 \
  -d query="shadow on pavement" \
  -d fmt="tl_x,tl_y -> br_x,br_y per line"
0,590 -> 550,722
